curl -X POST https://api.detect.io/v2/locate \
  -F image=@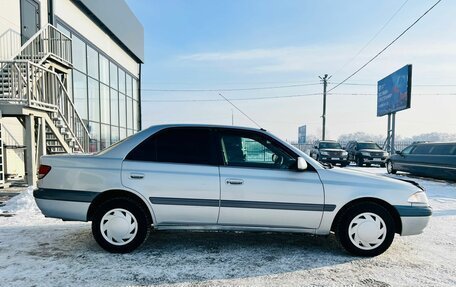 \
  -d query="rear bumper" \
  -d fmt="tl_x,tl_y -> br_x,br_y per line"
33,188 -> 97,221
35,198 -> 89,221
